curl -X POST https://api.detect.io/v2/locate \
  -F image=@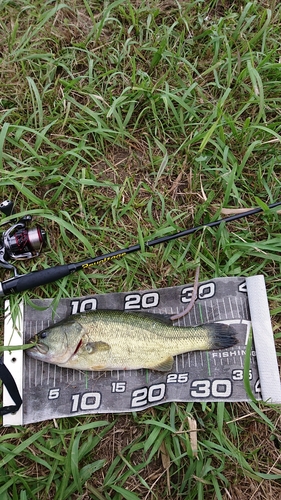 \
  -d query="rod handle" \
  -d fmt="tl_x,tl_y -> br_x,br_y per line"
0,265 -> 76,296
